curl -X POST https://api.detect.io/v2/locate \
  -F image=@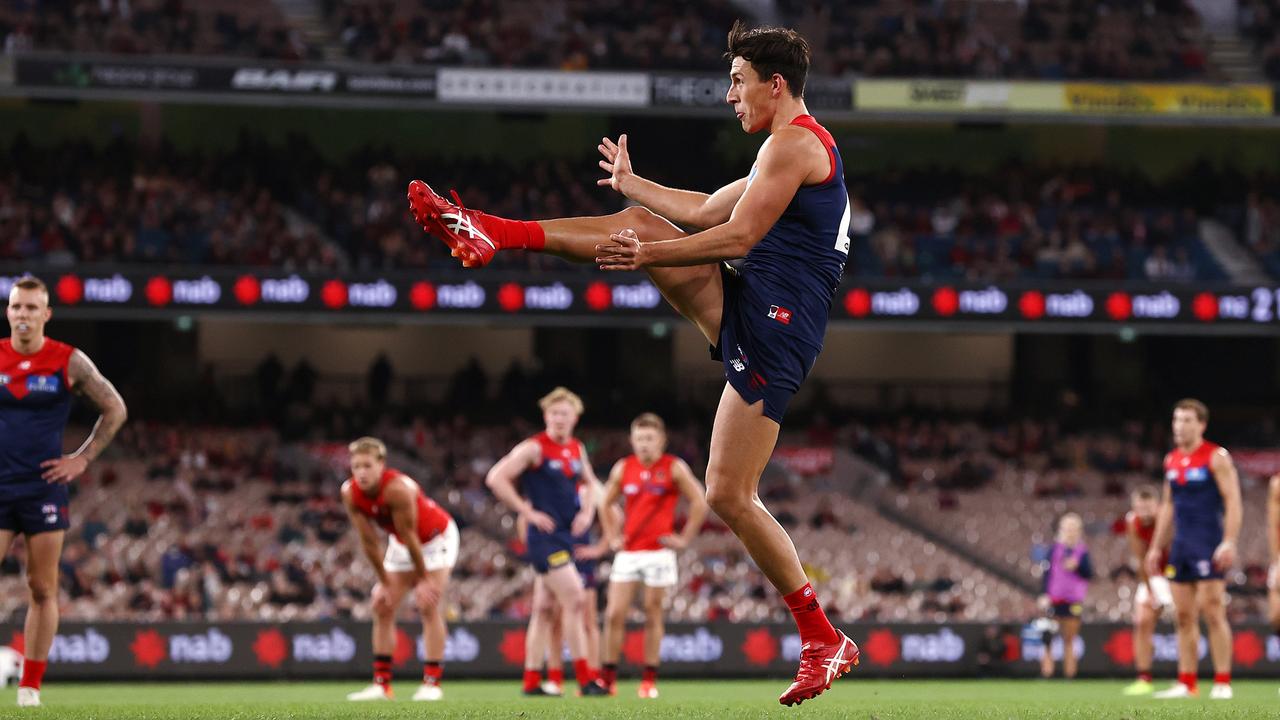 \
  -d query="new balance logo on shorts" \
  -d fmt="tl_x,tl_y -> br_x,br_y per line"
767,305 -> 793,325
